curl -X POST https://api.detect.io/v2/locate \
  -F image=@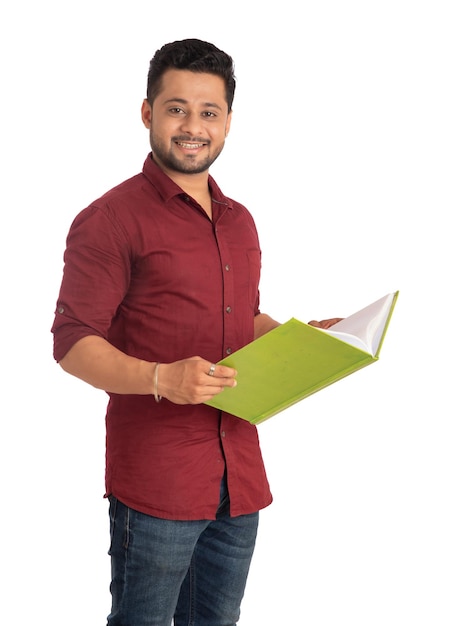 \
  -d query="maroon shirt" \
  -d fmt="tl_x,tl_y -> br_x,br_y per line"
52,154 -> 272,520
